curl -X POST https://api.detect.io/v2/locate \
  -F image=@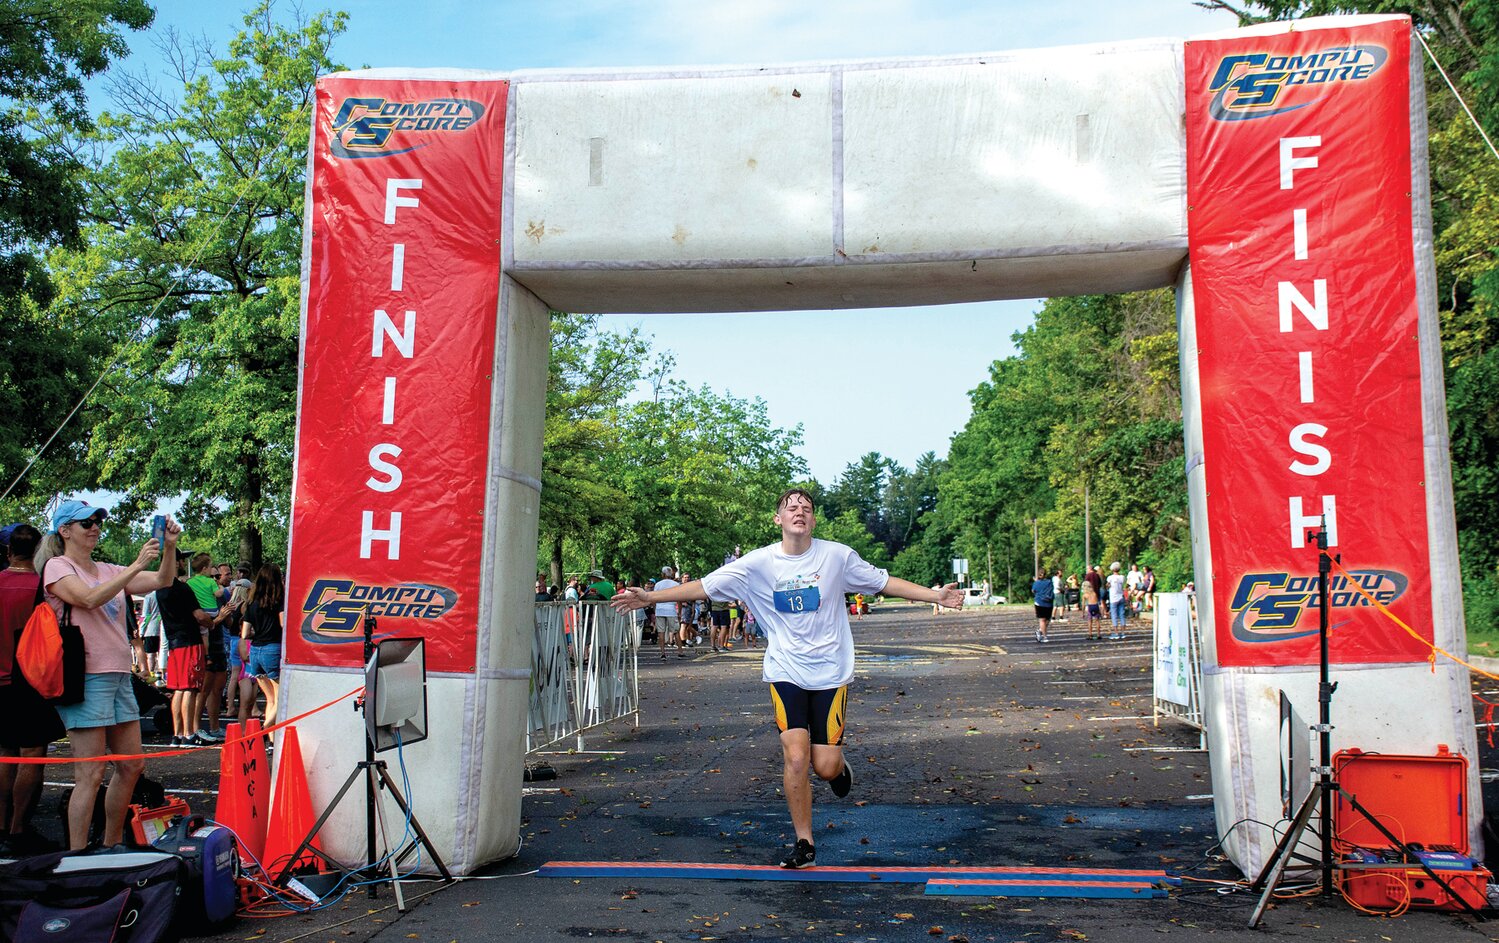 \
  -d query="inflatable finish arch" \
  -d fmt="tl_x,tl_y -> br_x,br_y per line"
281,14 -> 1474,877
